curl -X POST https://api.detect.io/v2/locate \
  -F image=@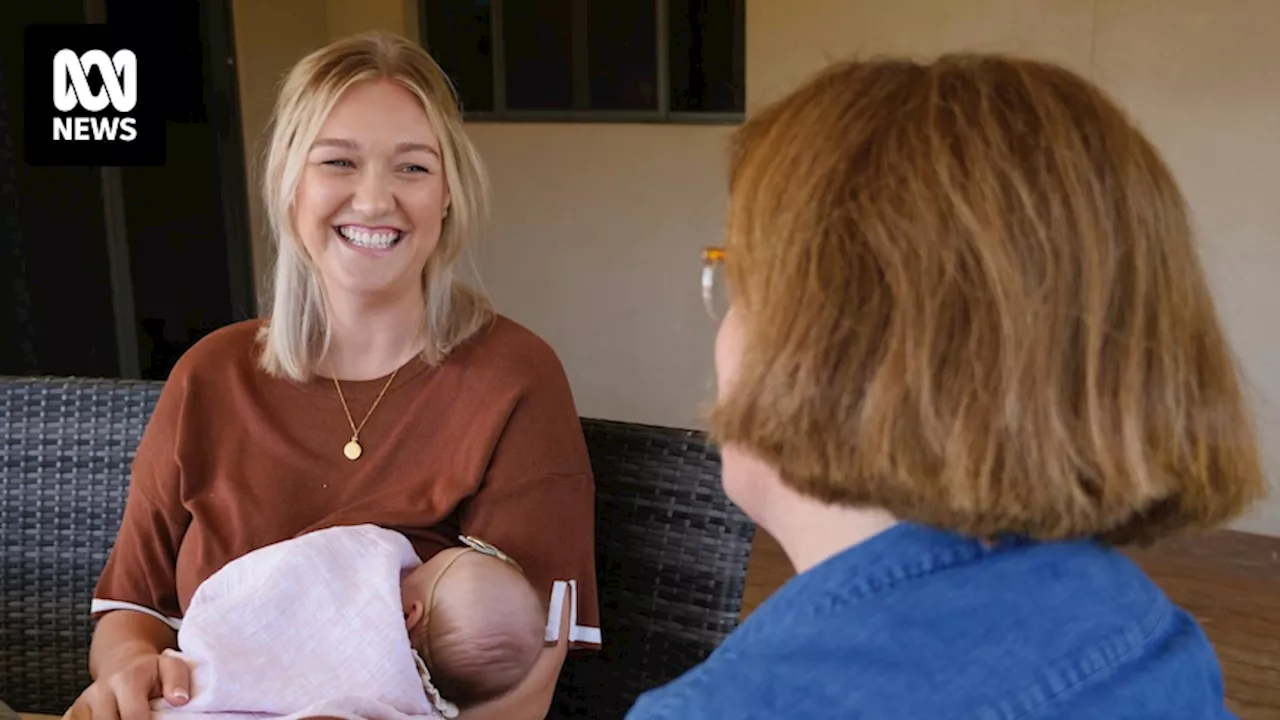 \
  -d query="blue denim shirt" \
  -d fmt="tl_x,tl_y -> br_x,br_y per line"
626,523 -> 1234,719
